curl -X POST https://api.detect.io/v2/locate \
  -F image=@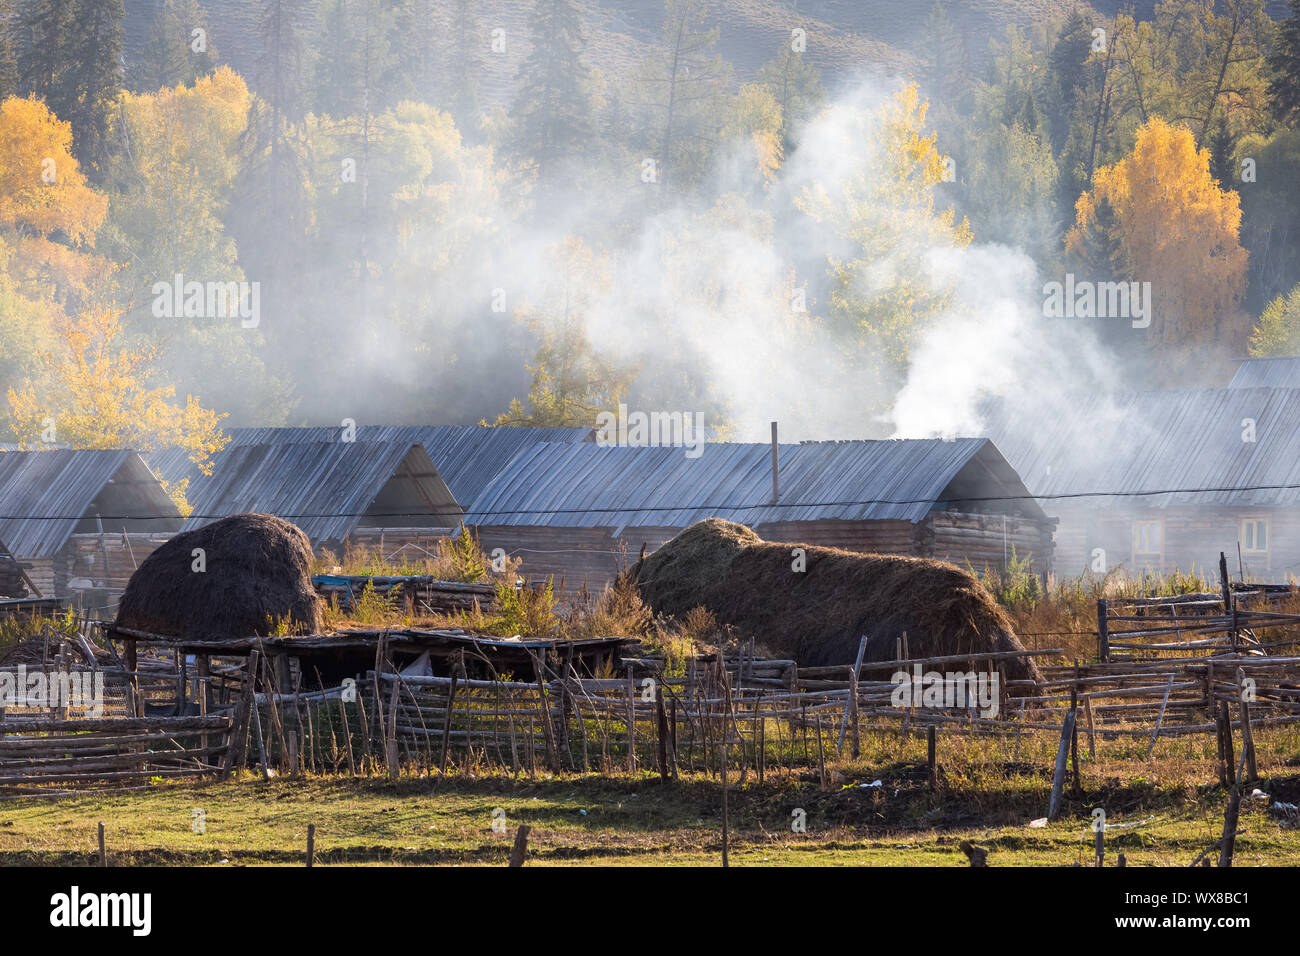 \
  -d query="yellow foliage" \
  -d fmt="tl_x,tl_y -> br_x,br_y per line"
0,97 -> 107,243
6,305 -> 229,481
796,83 -> 971,374
1066,117 -> 1248,349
